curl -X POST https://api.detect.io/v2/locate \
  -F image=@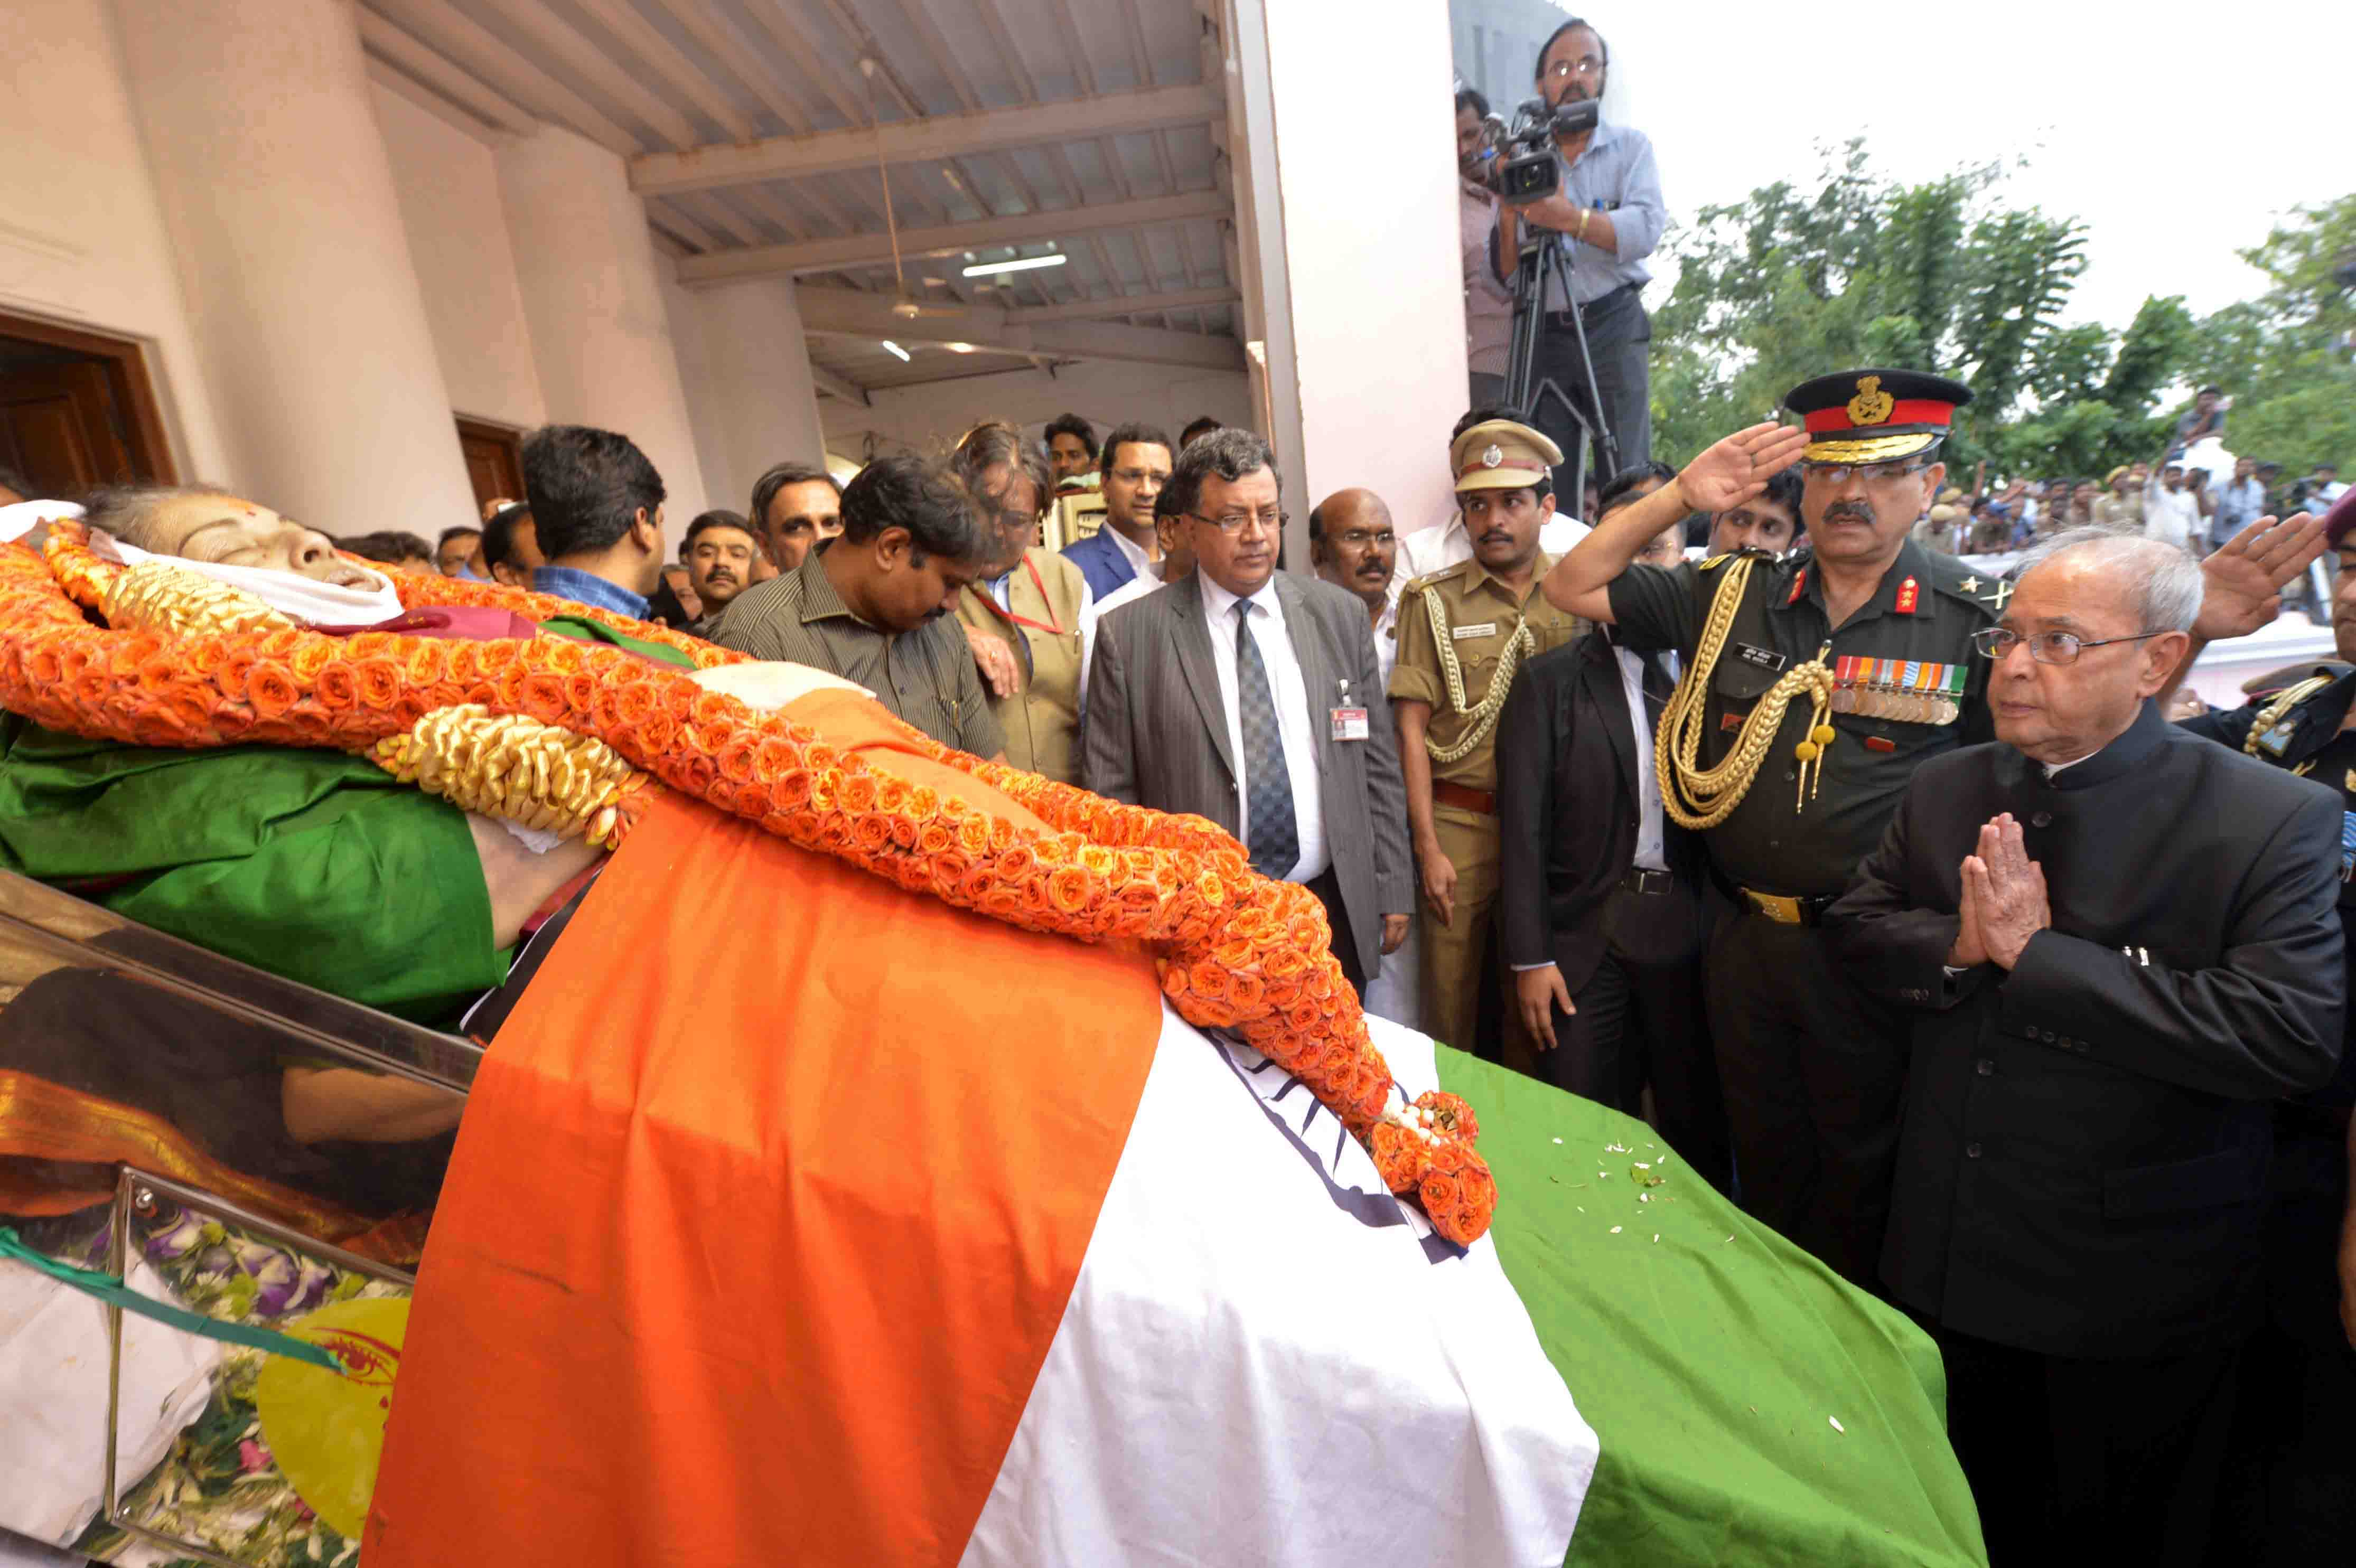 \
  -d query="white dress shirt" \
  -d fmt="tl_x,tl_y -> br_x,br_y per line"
1613,643 -> 1678,871
1370,593 -> 1403,692
1198,572 -> 1328,884
1510,640 -> 1679,975
2143,476 -> 2201,551
1101,523 -> 1154,580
